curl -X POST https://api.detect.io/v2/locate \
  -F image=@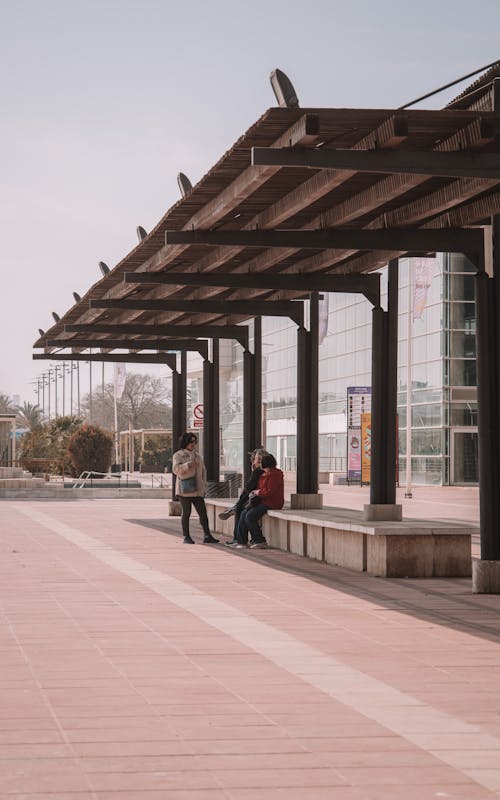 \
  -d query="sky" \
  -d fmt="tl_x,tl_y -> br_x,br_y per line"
1,0 -> 499,407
